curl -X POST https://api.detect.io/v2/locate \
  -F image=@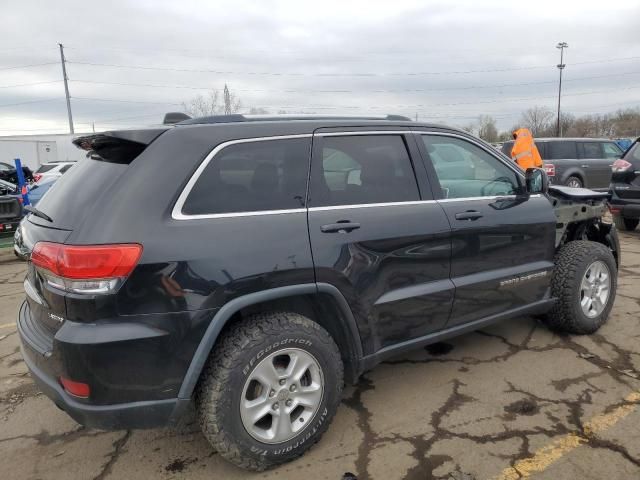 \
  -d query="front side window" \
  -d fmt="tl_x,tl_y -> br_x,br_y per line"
548,141 -> 577,160
422,135 -> 520,199
603,142 -> 623,159
182,138 -> 310,215
310,135 -> 420,207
